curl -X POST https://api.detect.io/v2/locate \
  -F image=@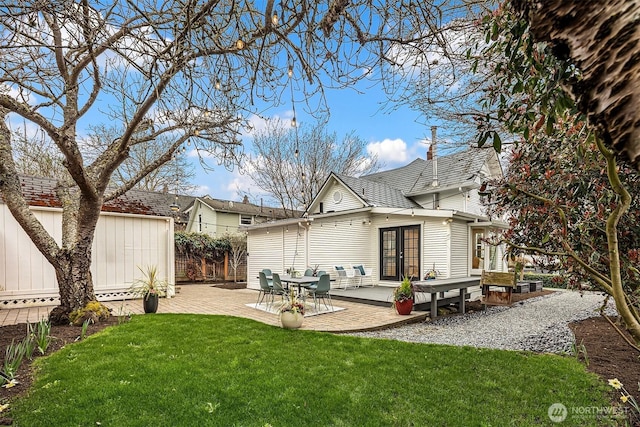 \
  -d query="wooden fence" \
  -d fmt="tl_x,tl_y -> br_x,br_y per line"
175,253 -> 247,283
